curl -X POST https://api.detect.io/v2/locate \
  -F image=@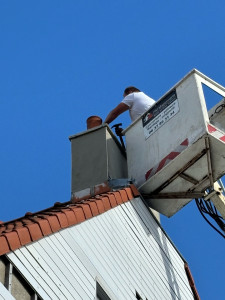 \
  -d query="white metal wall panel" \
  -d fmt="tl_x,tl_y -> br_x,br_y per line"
7,197 -> 194,300
27,241 -> 93,300
72,202 -> 192,300
8,240 -> 95,300
121,200 -> 192,298
131,200 -> 187,272
9,248 -> 62,300
0,283 -> 15,300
